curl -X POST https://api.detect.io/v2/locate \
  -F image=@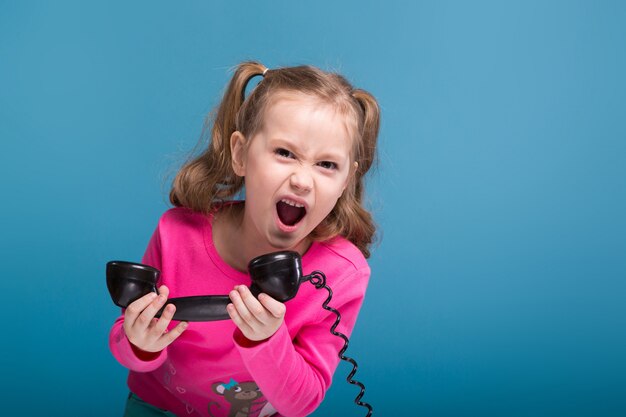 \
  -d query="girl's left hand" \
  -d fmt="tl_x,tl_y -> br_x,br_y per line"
227,285 -> 286,342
